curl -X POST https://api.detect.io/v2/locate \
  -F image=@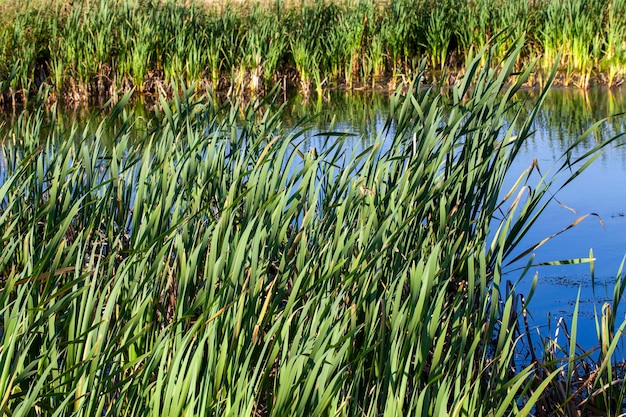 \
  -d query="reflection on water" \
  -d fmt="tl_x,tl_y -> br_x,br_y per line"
281,91 -> 392,153
1,86 -> 625,348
